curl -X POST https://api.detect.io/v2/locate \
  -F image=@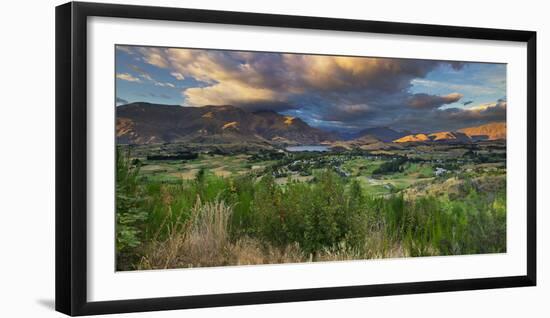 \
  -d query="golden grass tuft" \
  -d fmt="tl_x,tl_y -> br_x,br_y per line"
140,197 -> 233,269
138,198 -> 411,270
139,197 -> 310,269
